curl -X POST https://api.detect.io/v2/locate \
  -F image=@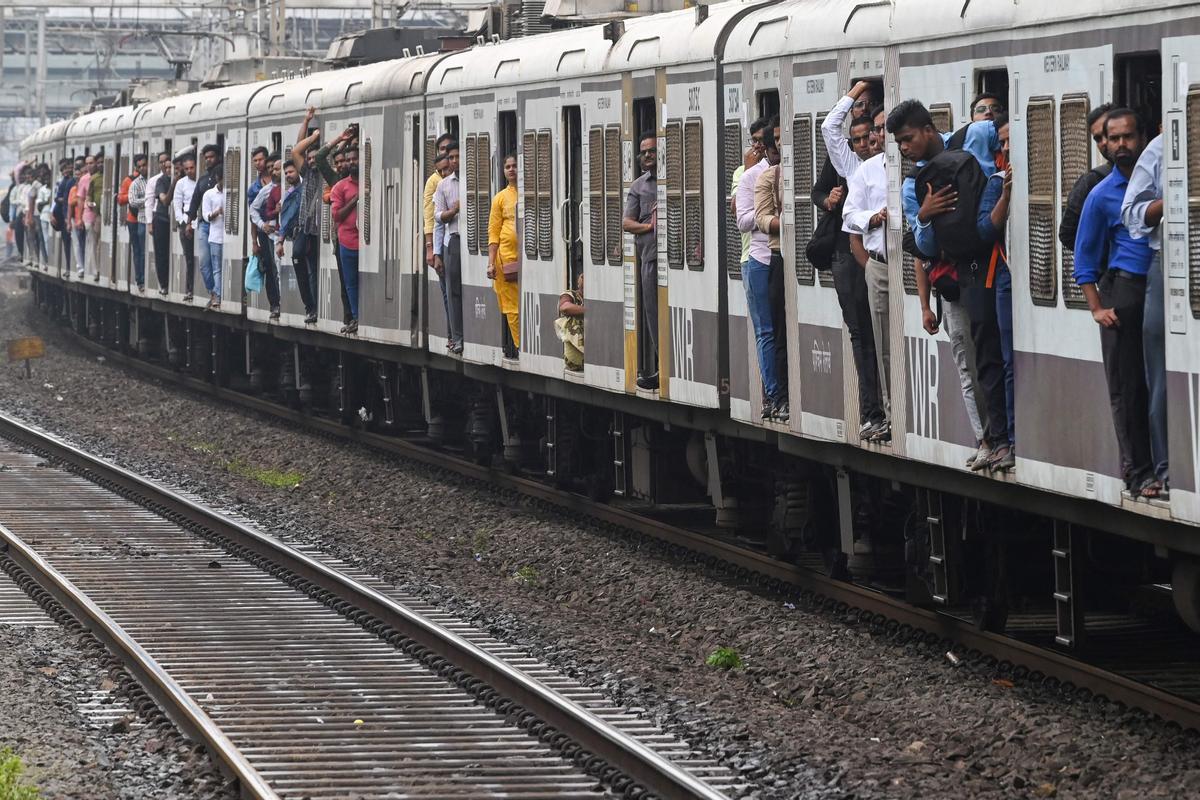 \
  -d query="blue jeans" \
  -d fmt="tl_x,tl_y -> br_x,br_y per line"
75,226 -> 87,273
196,221 -> 210,290
203,241 -> 223,298
128,221 -> 145,287
340,244 -> 359,320
1143,251 -> 1167,482
742,256 -> 783,402
994,262 -> 1015,446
